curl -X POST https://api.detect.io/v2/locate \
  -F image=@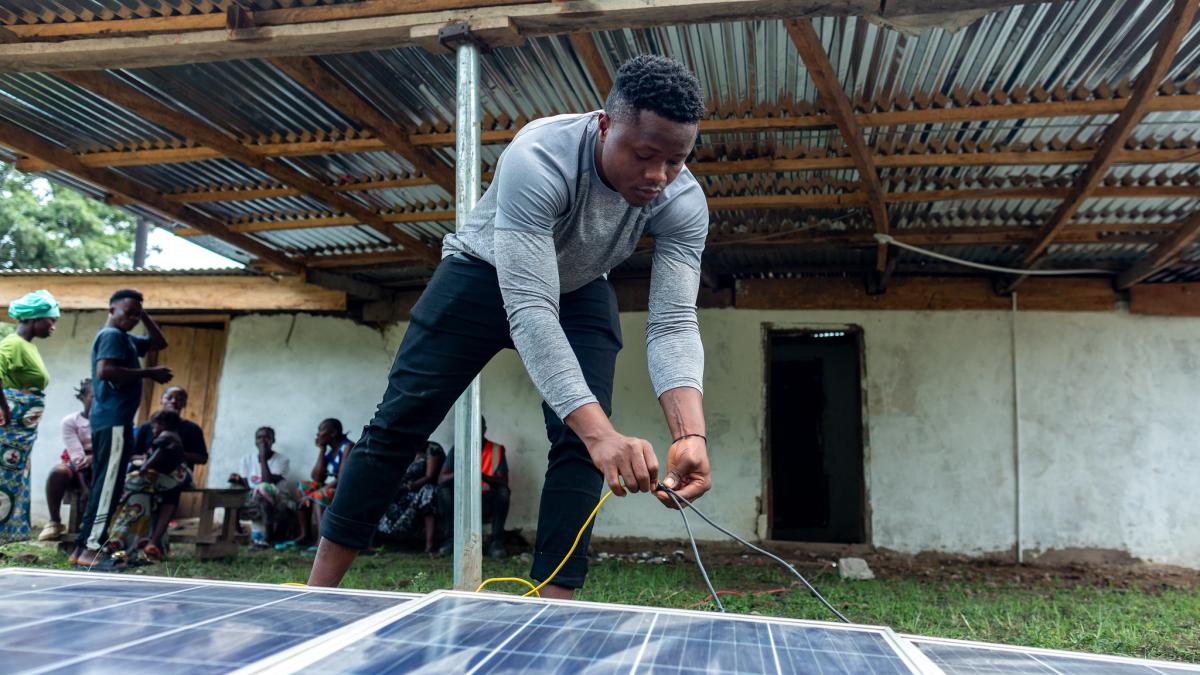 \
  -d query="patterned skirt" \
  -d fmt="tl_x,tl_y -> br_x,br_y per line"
107,464 -> 190,553
298,480 -> 336,508
0,389 -> 43,545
